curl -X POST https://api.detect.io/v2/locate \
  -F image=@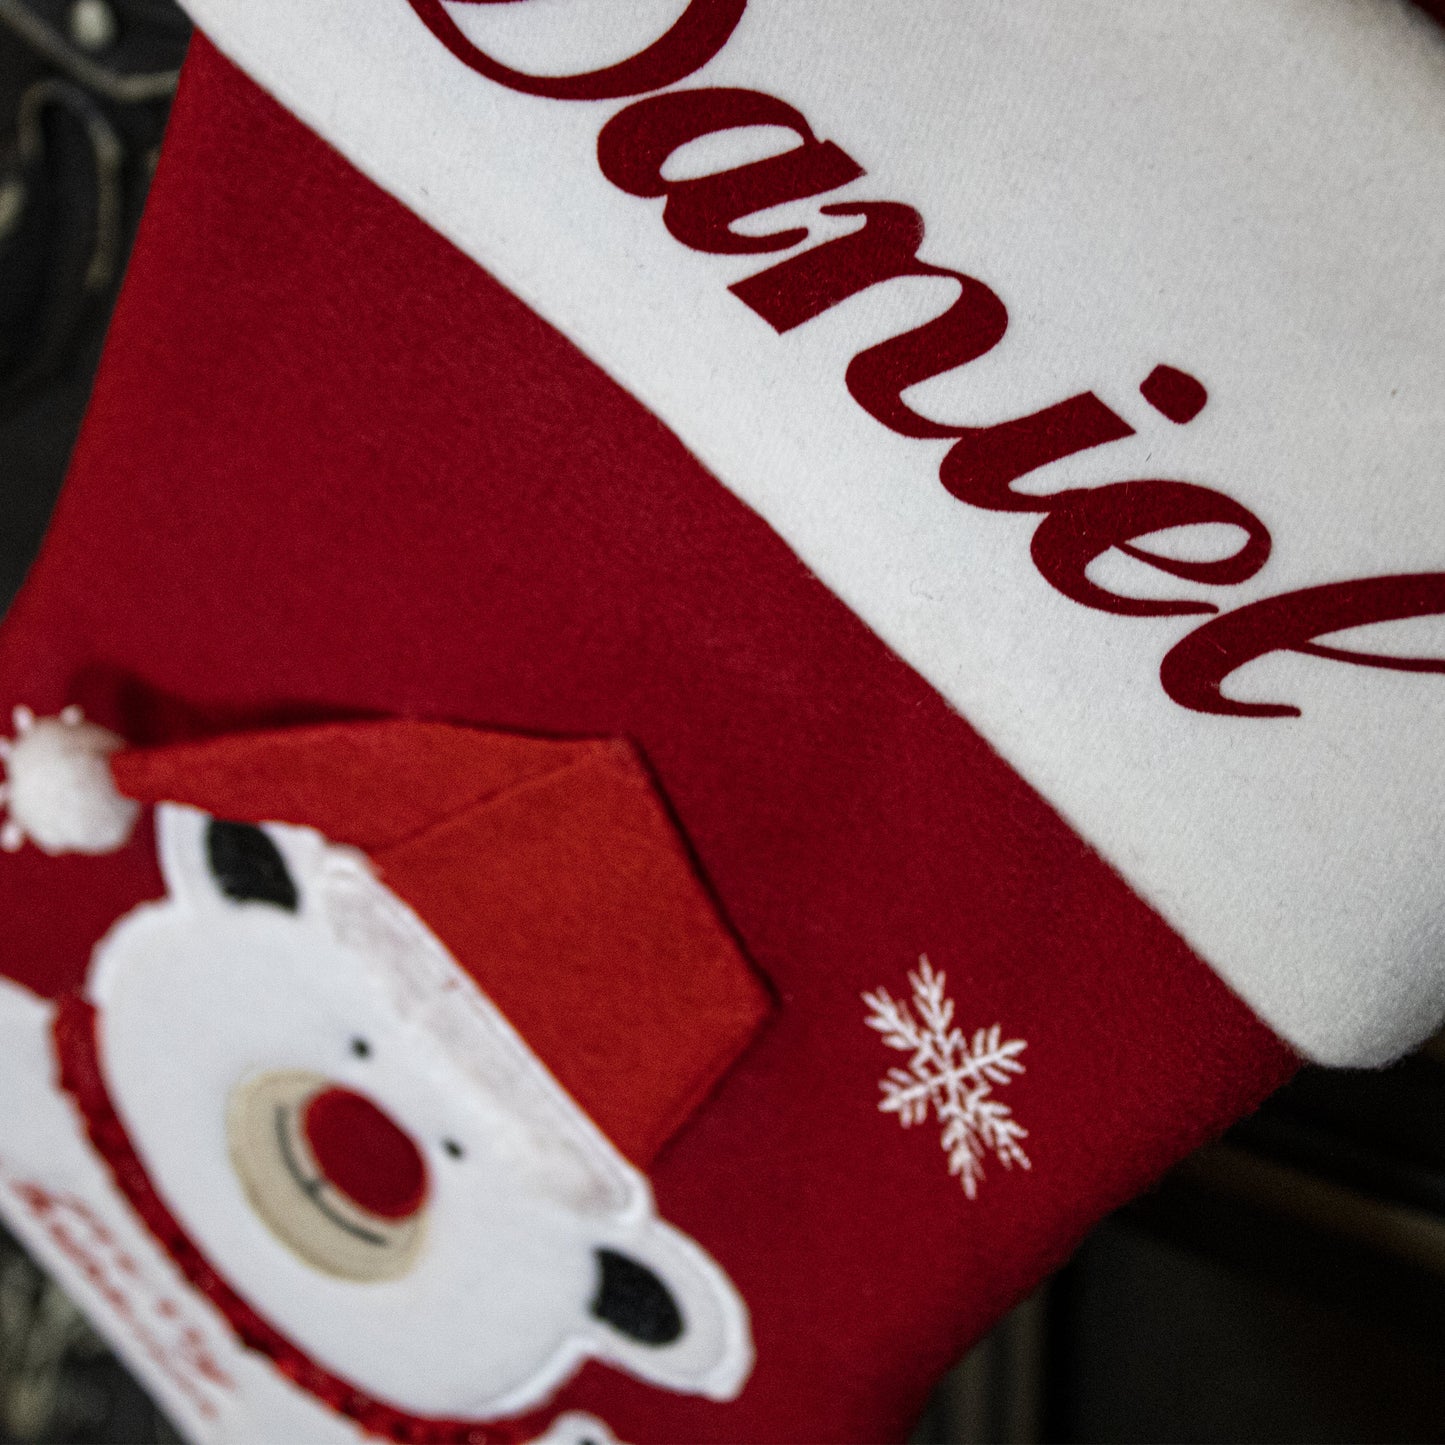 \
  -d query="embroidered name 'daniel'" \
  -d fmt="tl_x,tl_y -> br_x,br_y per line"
404,0 -> 1445,721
